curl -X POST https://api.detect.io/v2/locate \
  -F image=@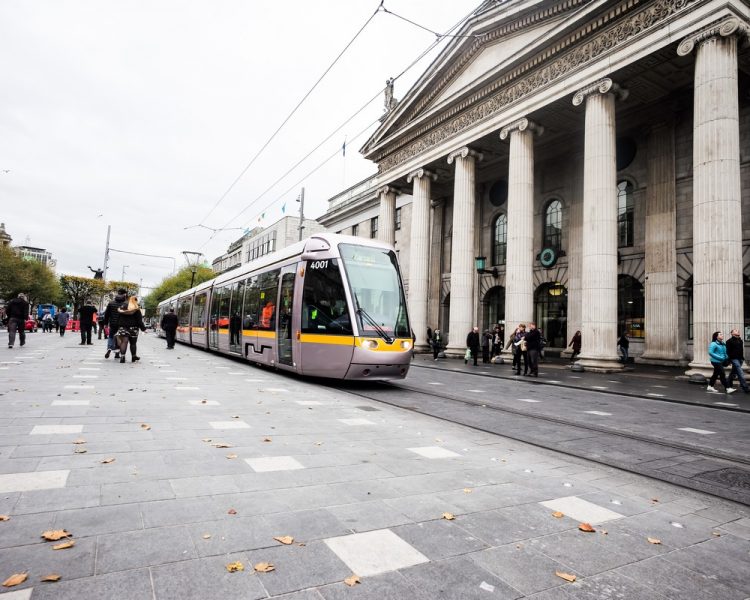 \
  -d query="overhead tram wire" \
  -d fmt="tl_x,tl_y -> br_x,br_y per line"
194,2 -> 383,228
195,3 -> 482,248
